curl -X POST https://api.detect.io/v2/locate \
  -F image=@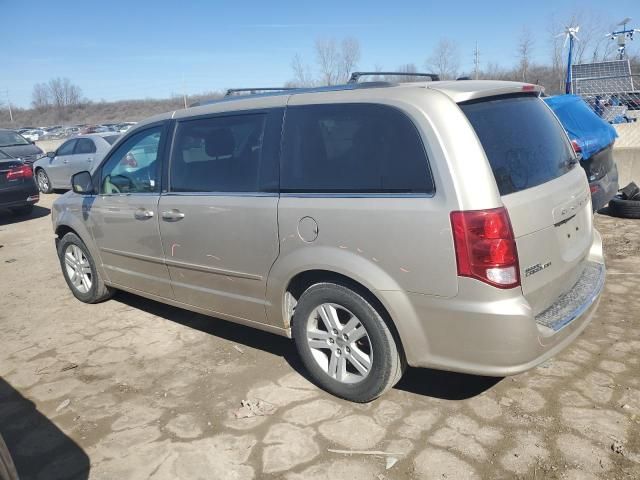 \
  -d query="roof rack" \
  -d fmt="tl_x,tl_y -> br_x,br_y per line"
348,71 -> 440,83
225,87 -> 298,97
